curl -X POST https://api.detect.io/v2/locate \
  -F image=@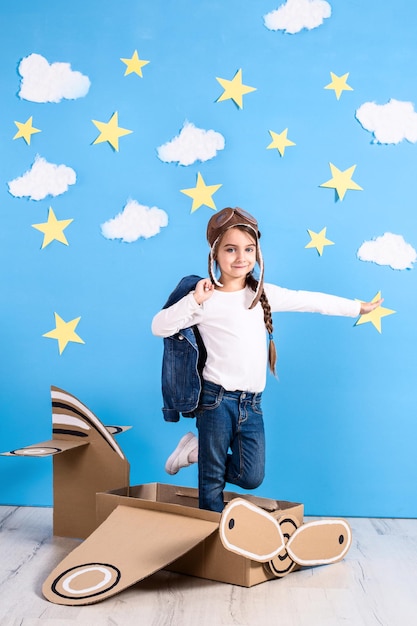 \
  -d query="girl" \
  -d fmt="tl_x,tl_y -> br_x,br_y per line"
151,207 -> 382,513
